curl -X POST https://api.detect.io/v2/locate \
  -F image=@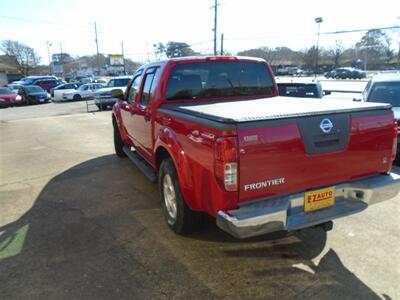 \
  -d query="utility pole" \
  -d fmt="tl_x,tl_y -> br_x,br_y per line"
121,41 -> 126,74
94,21 -> 100,74
212,0 -> 218,56
220,33 -> 224,55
